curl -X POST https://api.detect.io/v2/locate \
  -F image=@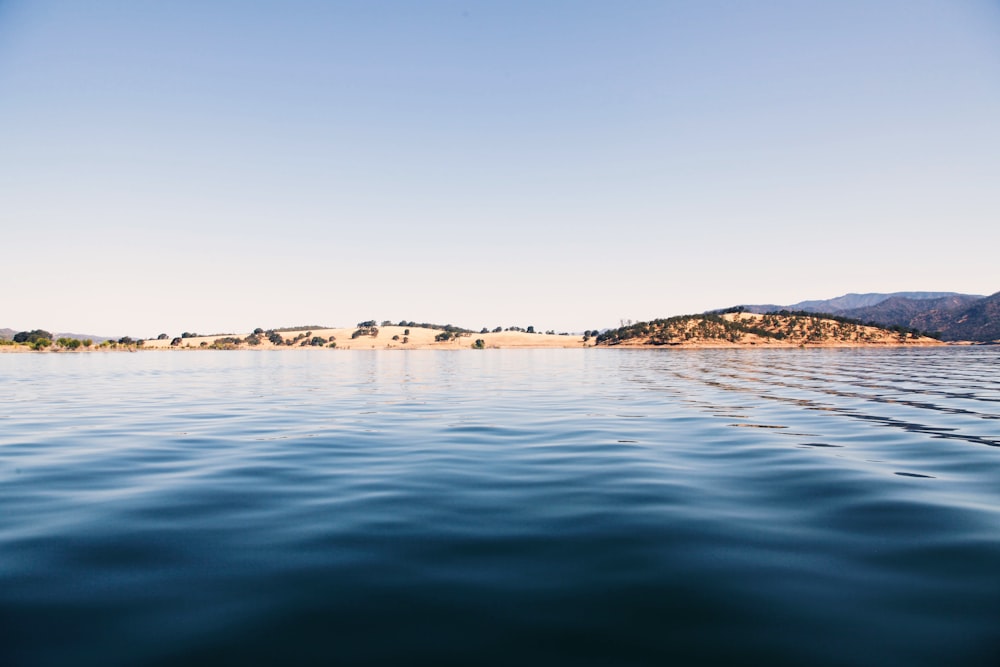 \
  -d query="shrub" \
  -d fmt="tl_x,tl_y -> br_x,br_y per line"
210,337 -> 243,349
472,339 -> 485,349
30,338 -> 52,350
